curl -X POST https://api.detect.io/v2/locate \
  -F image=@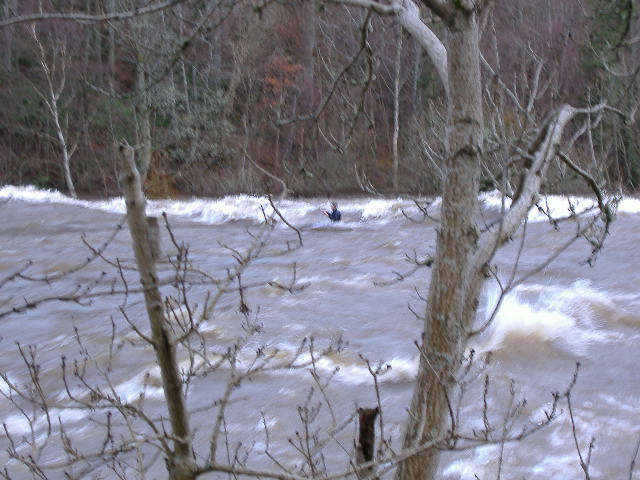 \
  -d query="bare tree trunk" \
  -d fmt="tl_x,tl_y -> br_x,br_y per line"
2,0 -> 16,69
392,3 -> 611,479
392,23 -> 403,191
130,7 -> 154,182
119,143 -> 195,480
410,40 -> 421,117
300,0 -> 318,111
29,24 -> 78,198
56,107 -> 77,199
108,0 -> 116,95
396,8 -> 484,480
135,56 -> 153,181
